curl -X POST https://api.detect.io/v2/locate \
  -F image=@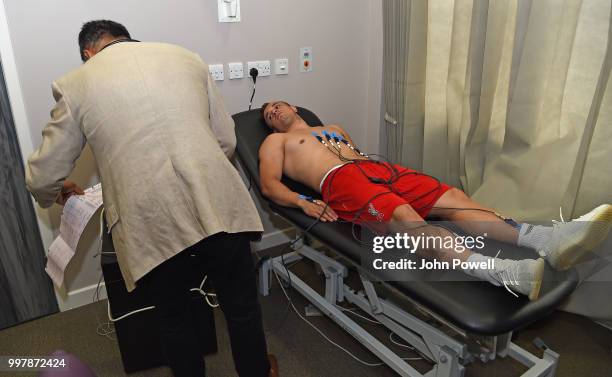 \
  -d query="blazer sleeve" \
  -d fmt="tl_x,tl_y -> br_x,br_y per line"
204,66 -> 237,159
26,81 -> 86,208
